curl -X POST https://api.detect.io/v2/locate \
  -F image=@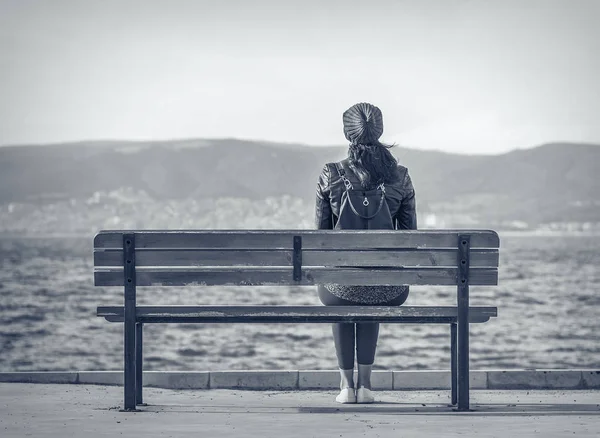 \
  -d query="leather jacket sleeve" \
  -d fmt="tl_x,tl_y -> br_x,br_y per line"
395,169 -> 417,230
315,164 -> 334,229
